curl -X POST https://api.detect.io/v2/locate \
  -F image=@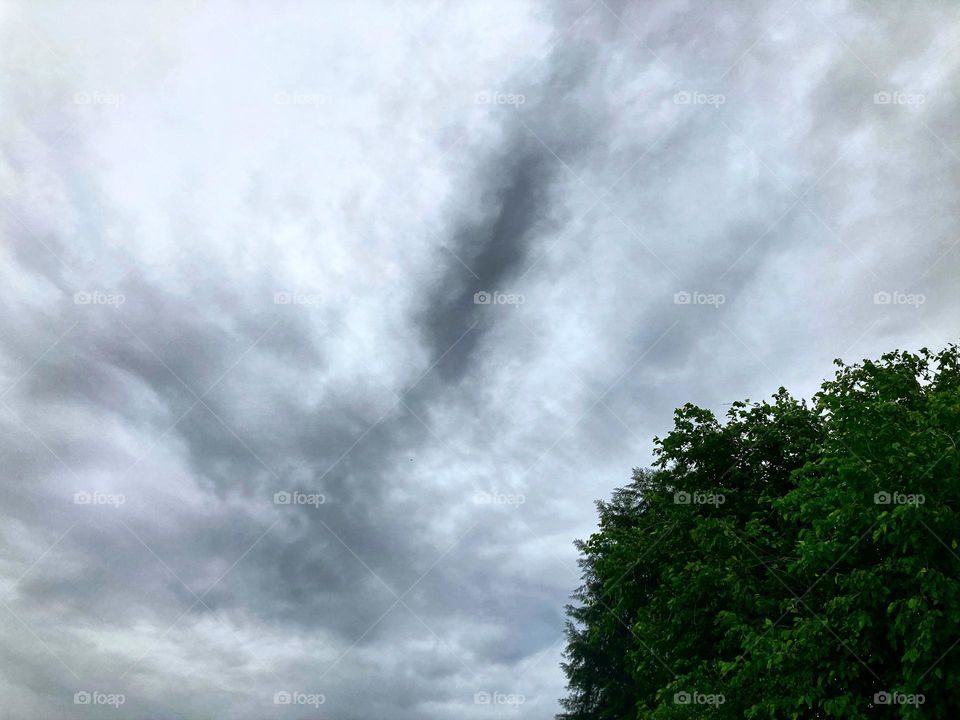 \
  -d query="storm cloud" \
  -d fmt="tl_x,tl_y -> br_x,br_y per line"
1,0 -> 959,718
